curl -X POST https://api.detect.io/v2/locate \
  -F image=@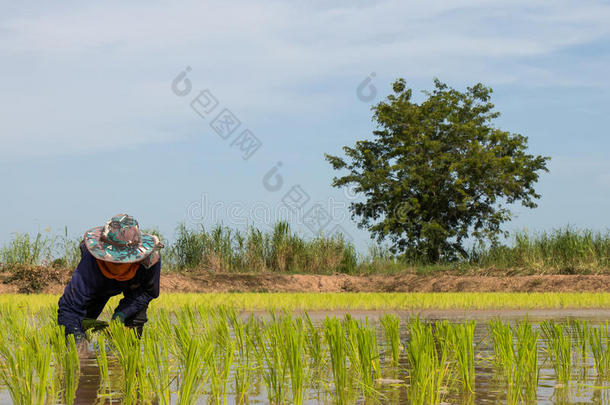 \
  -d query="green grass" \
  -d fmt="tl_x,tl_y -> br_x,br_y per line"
470,227 -> 610,274
165,222 -> 358,274
1,224 -> 608,276
3,292 -> 610,311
